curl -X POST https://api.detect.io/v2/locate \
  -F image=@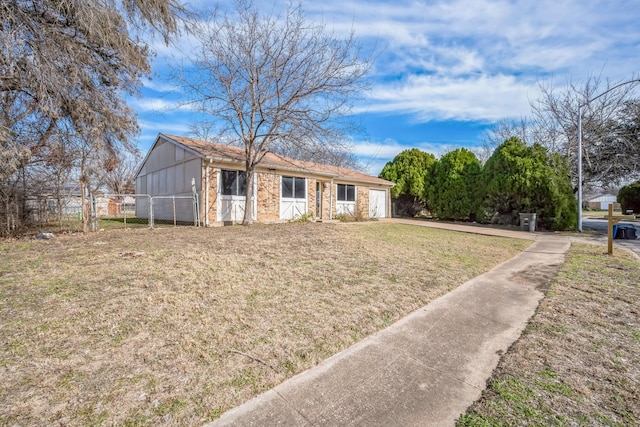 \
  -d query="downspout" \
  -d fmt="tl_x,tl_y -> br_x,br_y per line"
205,161 -> 210,227
330,179 -> 334,220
